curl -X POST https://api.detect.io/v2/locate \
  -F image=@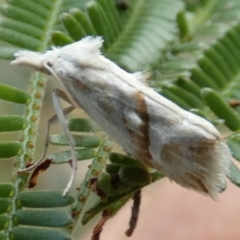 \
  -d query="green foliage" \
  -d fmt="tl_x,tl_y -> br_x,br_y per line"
202,88 -> 240,131
11,227 -> 70,240
19,191 -> 74,208
0,84 -> 29,104
0,0 -> 239,239
54,0 -> 184,71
